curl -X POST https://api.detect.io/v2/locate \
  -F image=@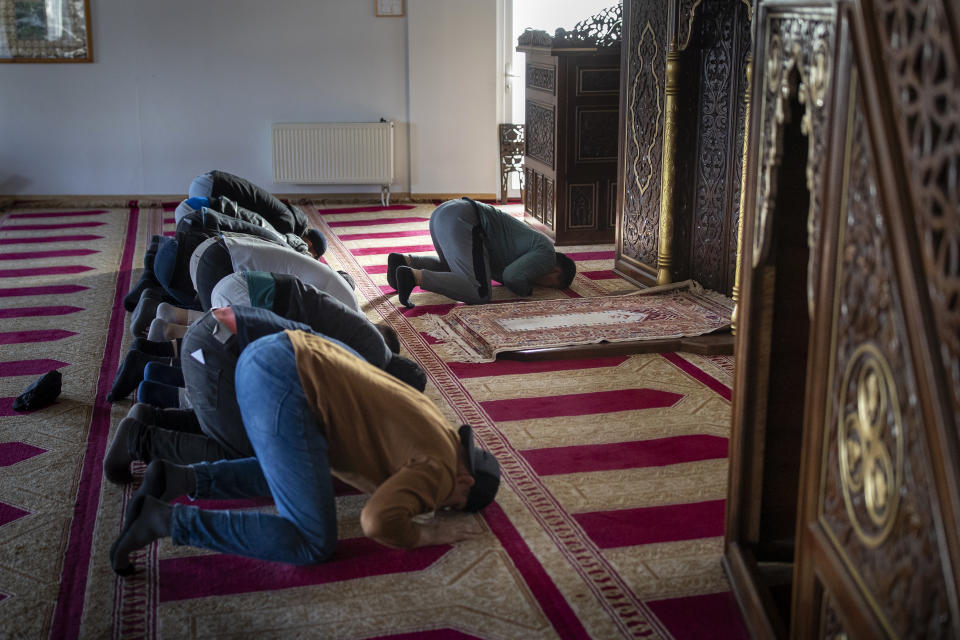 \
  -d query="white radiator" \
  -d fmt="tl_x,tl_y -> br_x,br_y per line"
272,122 -> 395,204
